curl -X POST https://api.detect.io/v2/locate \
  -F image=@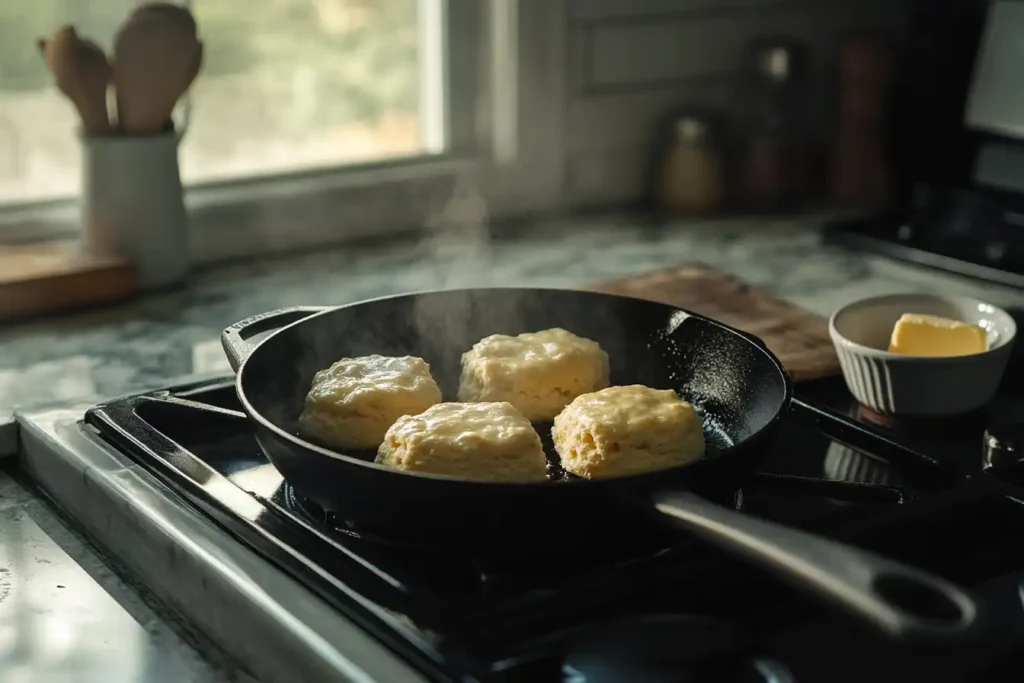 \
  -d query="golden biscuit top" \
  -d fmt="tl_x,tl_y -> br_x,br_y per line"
560,385 -> 696,425
385,401 -> 539,446
466,328 -> 604,364
307,355 -> 440,401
